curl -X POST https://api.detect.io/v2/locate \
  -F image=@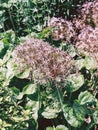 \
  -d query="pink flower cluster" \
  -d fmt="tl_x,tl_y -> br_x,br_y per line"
73,1 -> 98,55
80,1 -> 98,27
76,26 -> 98,54
13,38 -> 73,83
73,1 -> 98,30
48,17 -> 75,42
